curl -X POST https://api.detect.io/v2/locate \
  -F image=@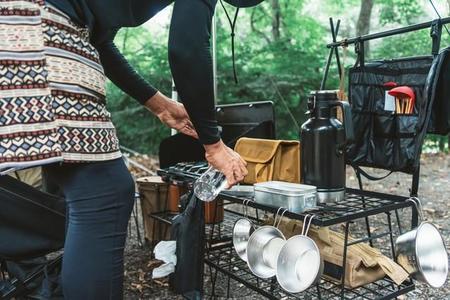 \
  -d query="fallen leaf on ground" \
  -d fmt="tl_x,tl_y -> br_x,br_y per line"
147,259 -> 163,269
